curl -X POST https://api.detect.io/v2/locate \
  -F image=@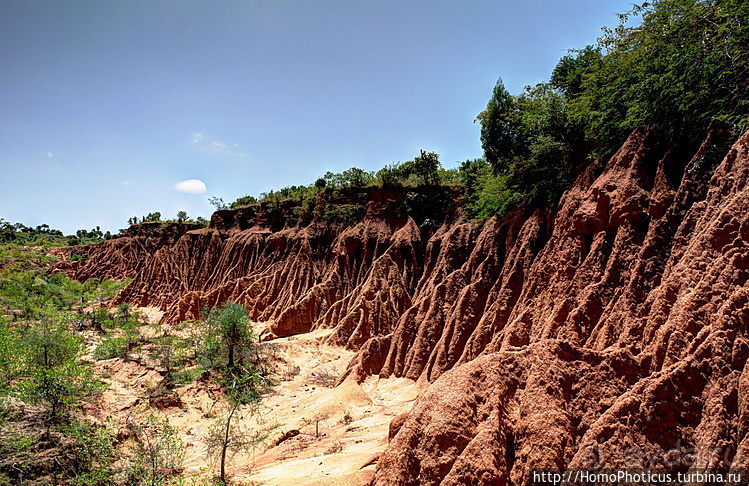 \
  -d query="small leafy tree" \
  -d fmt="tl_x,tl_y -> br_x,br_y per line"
116,302 -> 133,324
89,306 -> 111,331
410,150 -> 441,185
149,342 -> 177,383
21,322 -> 102,429
176,211 -> 188,223
209,197 -> 228,210
198,301 -> 275,483
205,373 -> 272,483
143,212 -> 162,223
476,78 -> 518,171
202,302 -> 255,369
124,414 -> 185,486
